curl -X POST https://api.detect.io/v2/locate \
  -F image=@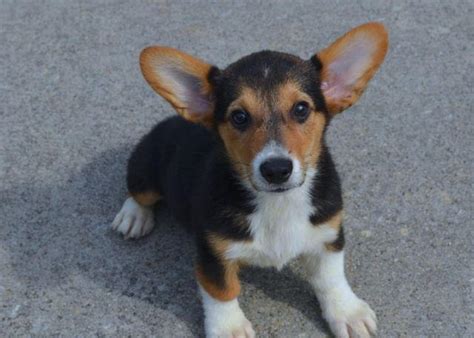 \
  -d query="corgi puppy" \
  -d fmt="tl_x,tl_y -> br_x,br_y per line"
112,22 -> 388,338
